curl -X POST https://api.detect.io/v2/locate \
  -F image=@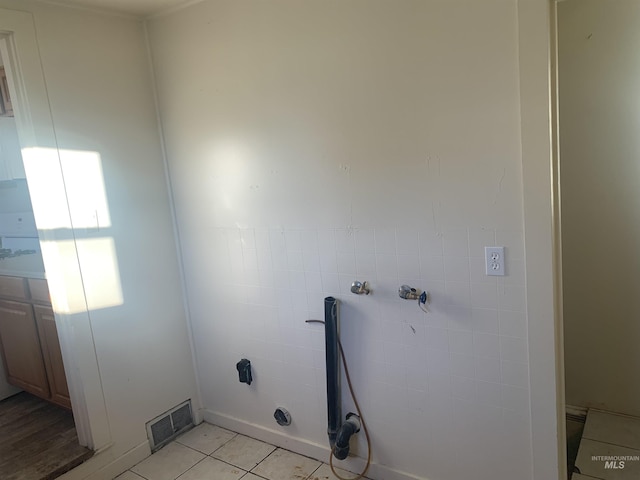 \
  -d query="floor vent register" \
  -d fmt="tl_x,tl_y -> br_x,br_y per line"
145,399 -> 194,452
